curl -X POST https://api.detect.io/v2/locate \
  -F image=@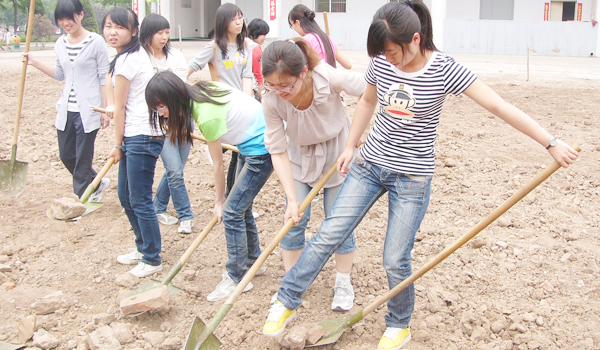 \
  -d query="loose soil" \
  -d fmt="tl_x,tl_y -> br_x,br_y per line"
0,46 -> 599,350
